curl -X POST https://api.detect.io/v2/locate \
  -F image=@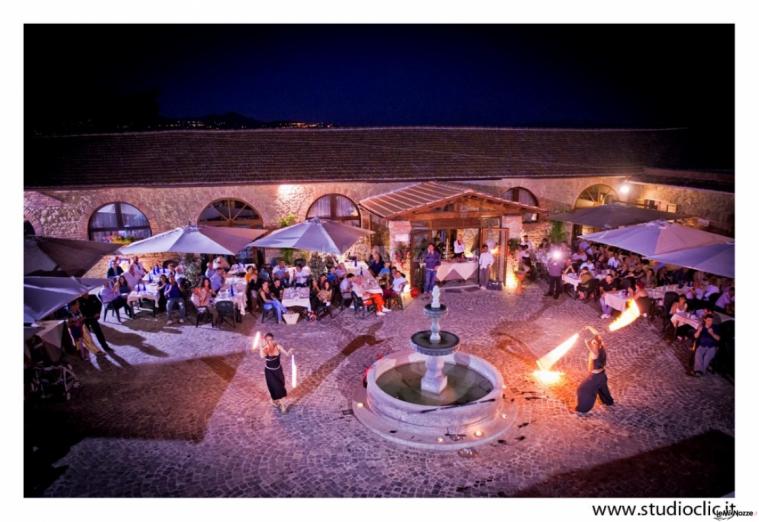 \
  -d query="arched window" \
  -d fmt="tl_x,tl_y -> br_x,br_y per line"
307,193 -> 360,227
24,220 -> 36,236
575,184 -> 618,209
89,202 -> 151,243
198,199 -> 263,228
504,187 -> 539,223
